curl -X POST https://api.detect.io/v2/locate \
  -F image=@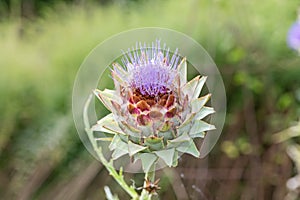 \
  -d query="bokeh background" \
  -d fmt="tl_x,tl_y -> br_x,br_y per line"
1,0 -> 300,199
